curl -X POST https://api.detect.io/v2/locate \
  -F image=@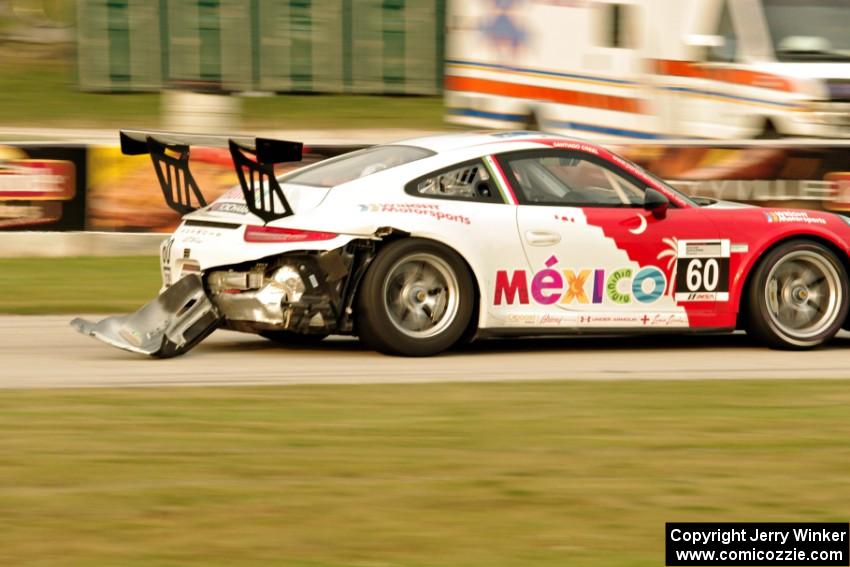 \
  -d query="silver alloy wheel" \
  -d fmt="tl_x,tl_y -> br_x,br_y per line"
382,252 -> 460,339
764,250 -> 842,342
